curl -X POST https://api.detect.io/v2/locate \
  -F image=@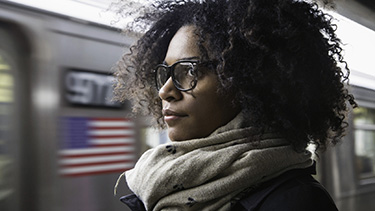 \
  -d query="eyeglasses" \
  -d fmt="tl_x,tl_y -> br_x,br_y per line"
153,60 -> 200,92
